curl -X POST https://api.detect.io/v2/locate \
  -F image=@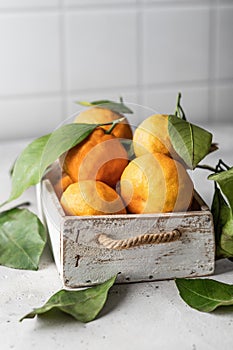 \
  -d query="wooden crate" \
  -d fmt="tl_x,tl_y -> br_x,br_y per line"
37,172 -> 215,288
